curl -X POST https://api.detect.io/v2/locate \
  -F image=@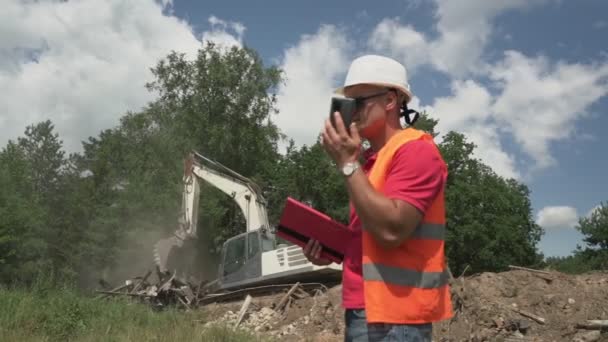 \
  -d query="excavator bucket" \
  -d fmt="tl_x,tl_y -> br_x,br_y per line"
153,235 -> 183,274
152,154 -> 203,281
153,231 -> 200,282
